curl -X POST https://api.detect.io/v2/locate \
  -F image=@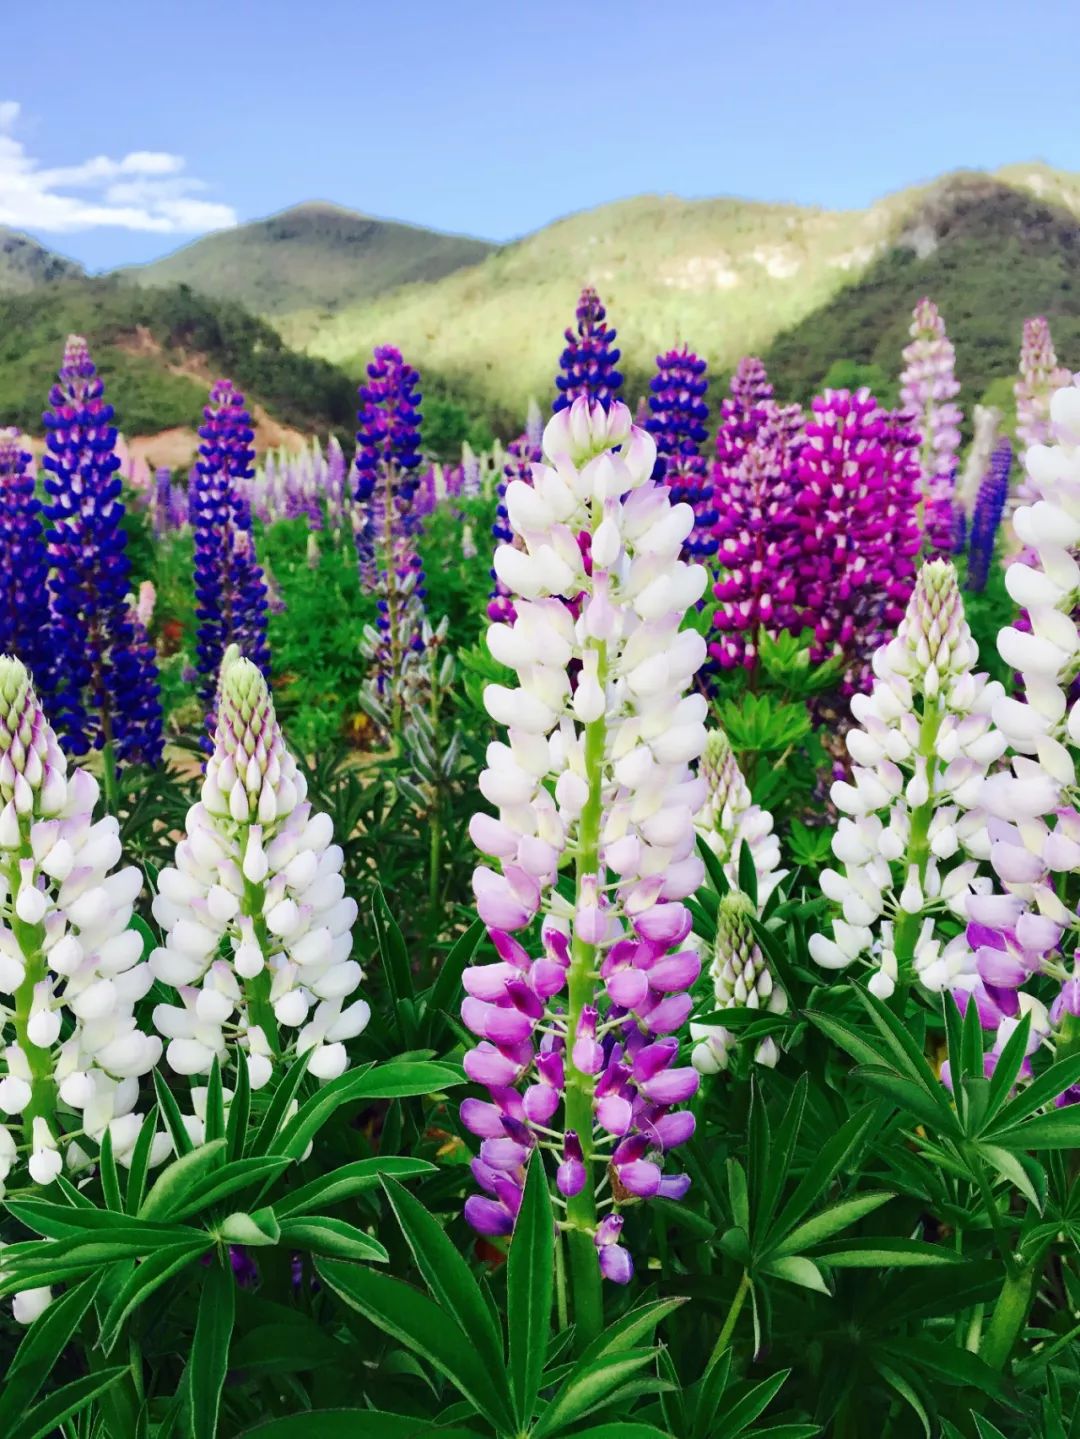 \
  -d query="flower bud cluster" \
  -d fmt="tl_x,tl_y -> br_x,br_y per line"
809,560 -> 1004,998
899,298 -> 963,555
465,397 -> 708,1281
695,729 -> 784,903
150,648 -> 368,1087
691,892 -> 787,1073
